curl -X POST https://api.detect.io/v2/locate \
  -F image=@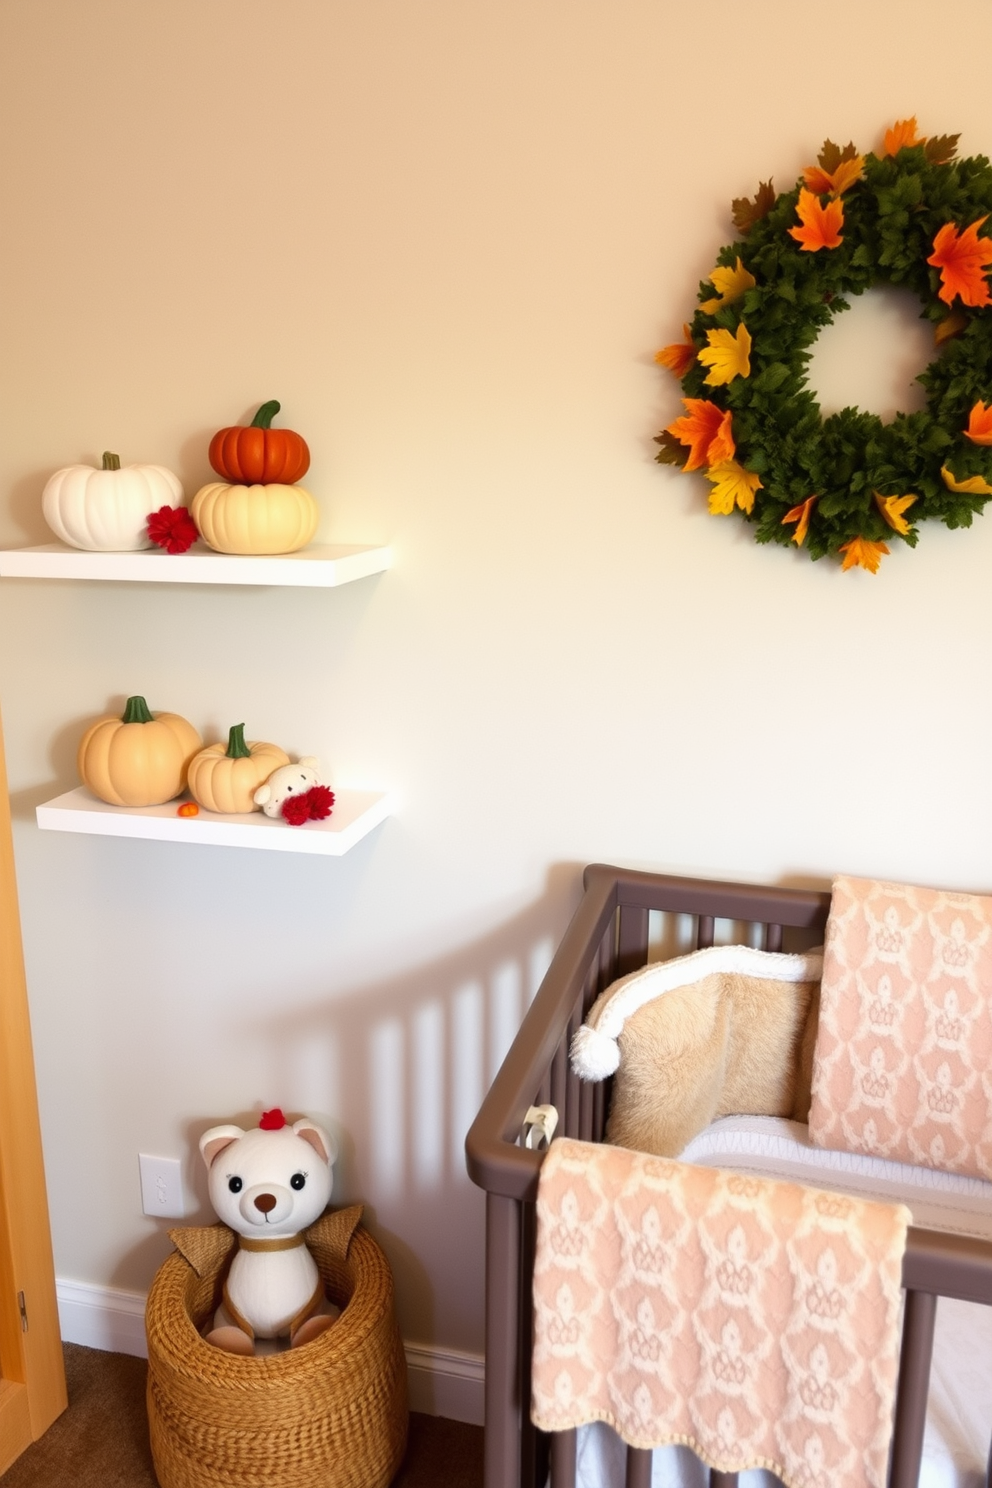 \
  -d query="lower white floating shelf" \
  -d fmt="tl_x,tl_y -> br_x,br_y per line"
37,787 -> 392,856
